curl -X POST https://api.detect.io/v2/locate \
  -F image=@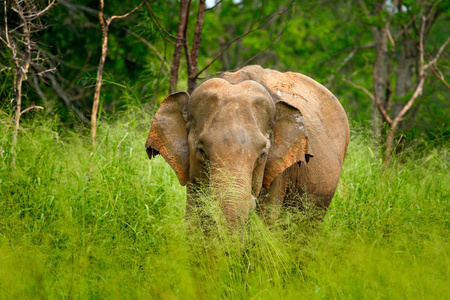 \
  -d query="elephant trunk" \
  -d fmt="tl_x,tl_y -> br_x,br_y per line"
210,166 -> 255,227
